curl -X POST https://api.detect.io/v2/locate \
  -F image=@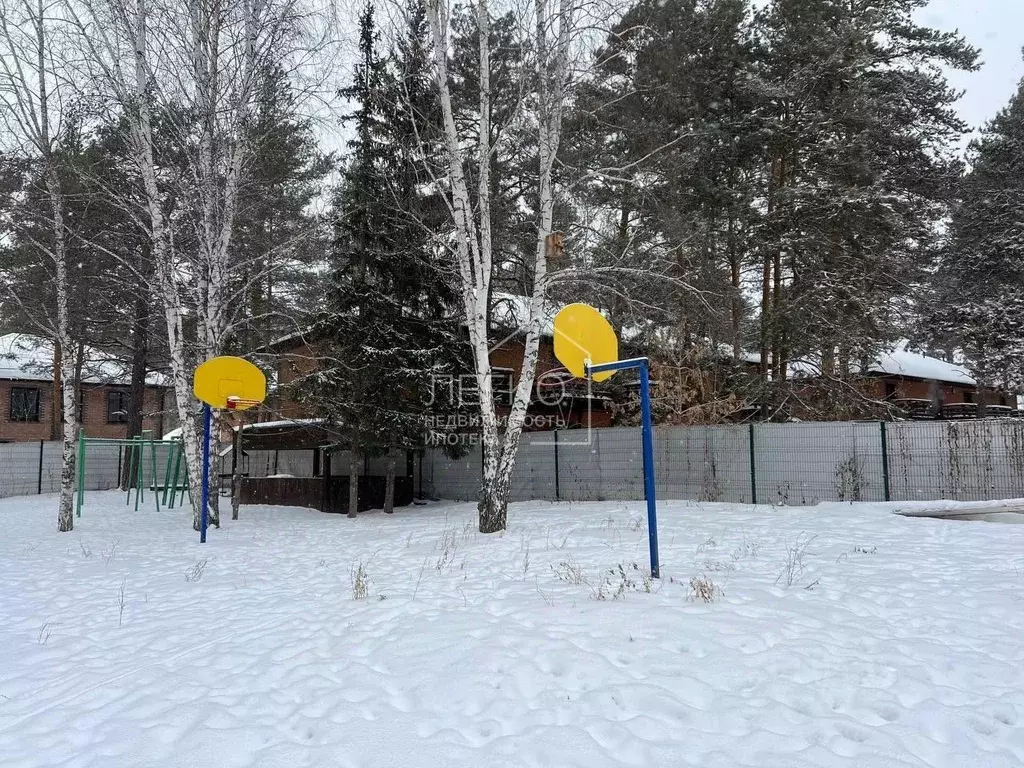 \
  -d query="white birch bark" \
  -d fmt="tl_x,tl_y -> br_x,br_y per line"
423,0 -> 575,532
0,0 -> 80,531
66,0 -> 297,529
